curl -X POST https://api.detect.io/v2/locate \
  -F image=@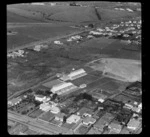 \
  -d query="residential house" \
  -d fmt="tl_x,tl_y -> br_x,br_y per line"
127,118 -> 141,131
55,112 -> 66,122
82,116 -> 96,126
66,114 -> 81,124
108,121 -> 122,133
8,97 -> 22,106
